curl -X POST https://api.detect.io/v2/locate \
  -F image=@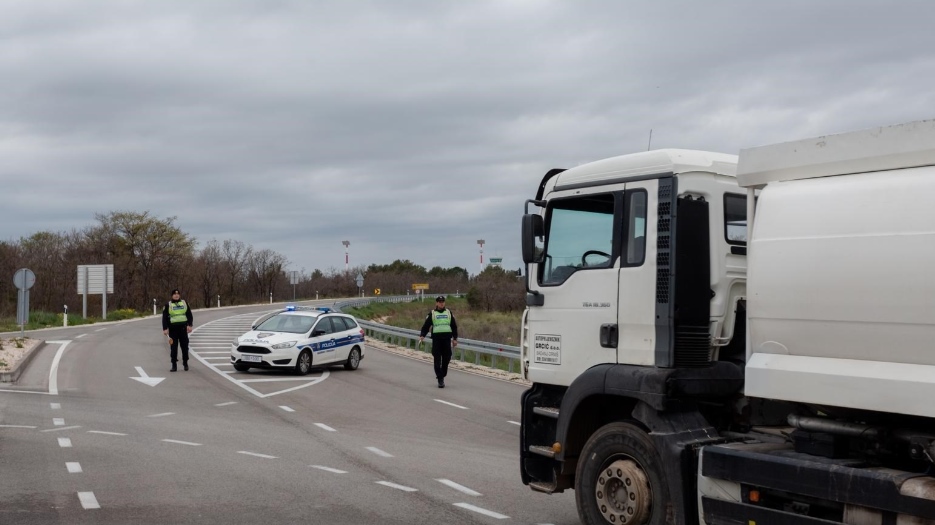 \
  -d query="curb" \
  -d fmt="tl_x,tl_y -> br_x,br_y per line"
0,340 -> 46,384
